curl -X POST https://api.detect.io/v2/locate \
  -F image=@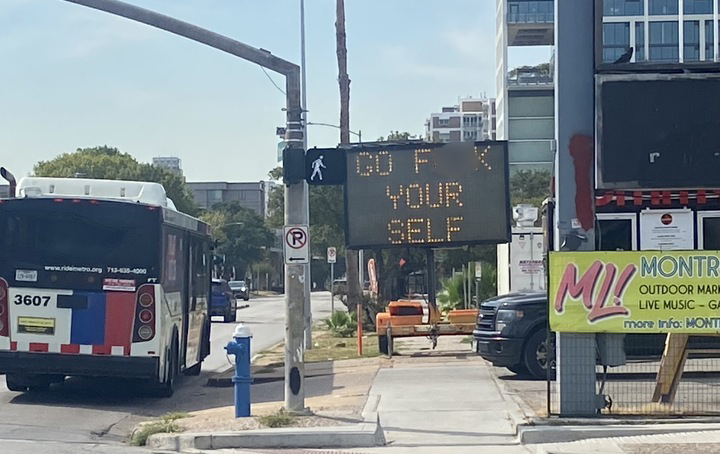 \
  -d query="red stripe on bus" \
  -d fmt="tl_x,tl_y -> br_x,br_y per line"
92,345 -> 111,355
29,343 -> 49,352
105,292 -> 135,355
61,344 -> 80,354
